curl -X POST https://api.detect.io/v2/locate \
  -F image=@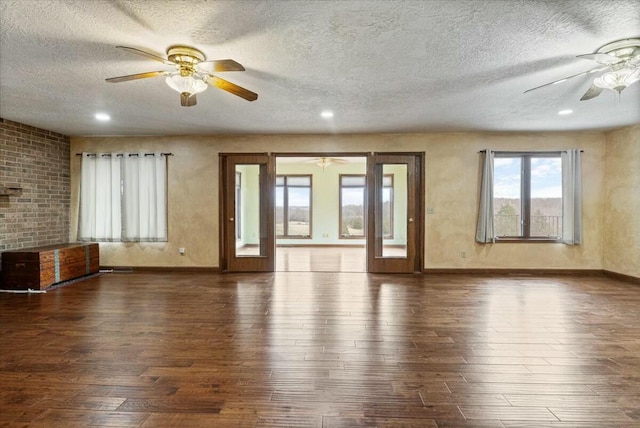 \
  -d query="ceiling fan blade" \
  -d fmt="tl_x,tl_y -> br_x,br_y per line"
524,66 -> 608,93
180,93 -> 197,107
577,53 -> 624,65
205,75 -> 258,101
199,59 -> 245,72
116,46 -> 173,65
302,157 -> 348,164
580,84 -> 604,101
105,70 -> 168,83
